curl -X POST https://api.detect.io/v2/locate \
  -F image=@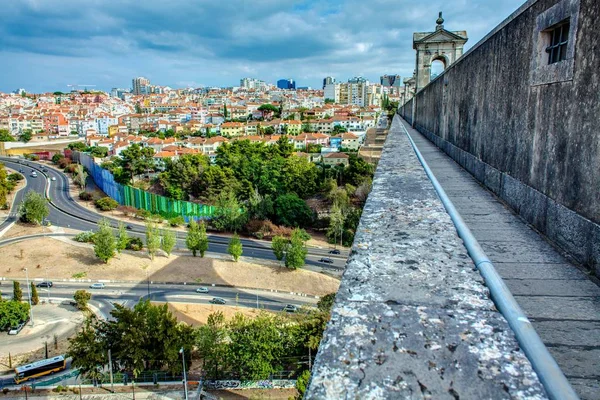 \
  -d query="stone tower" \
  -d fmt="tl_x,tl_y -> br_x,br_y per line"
413,12 -> 468,91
